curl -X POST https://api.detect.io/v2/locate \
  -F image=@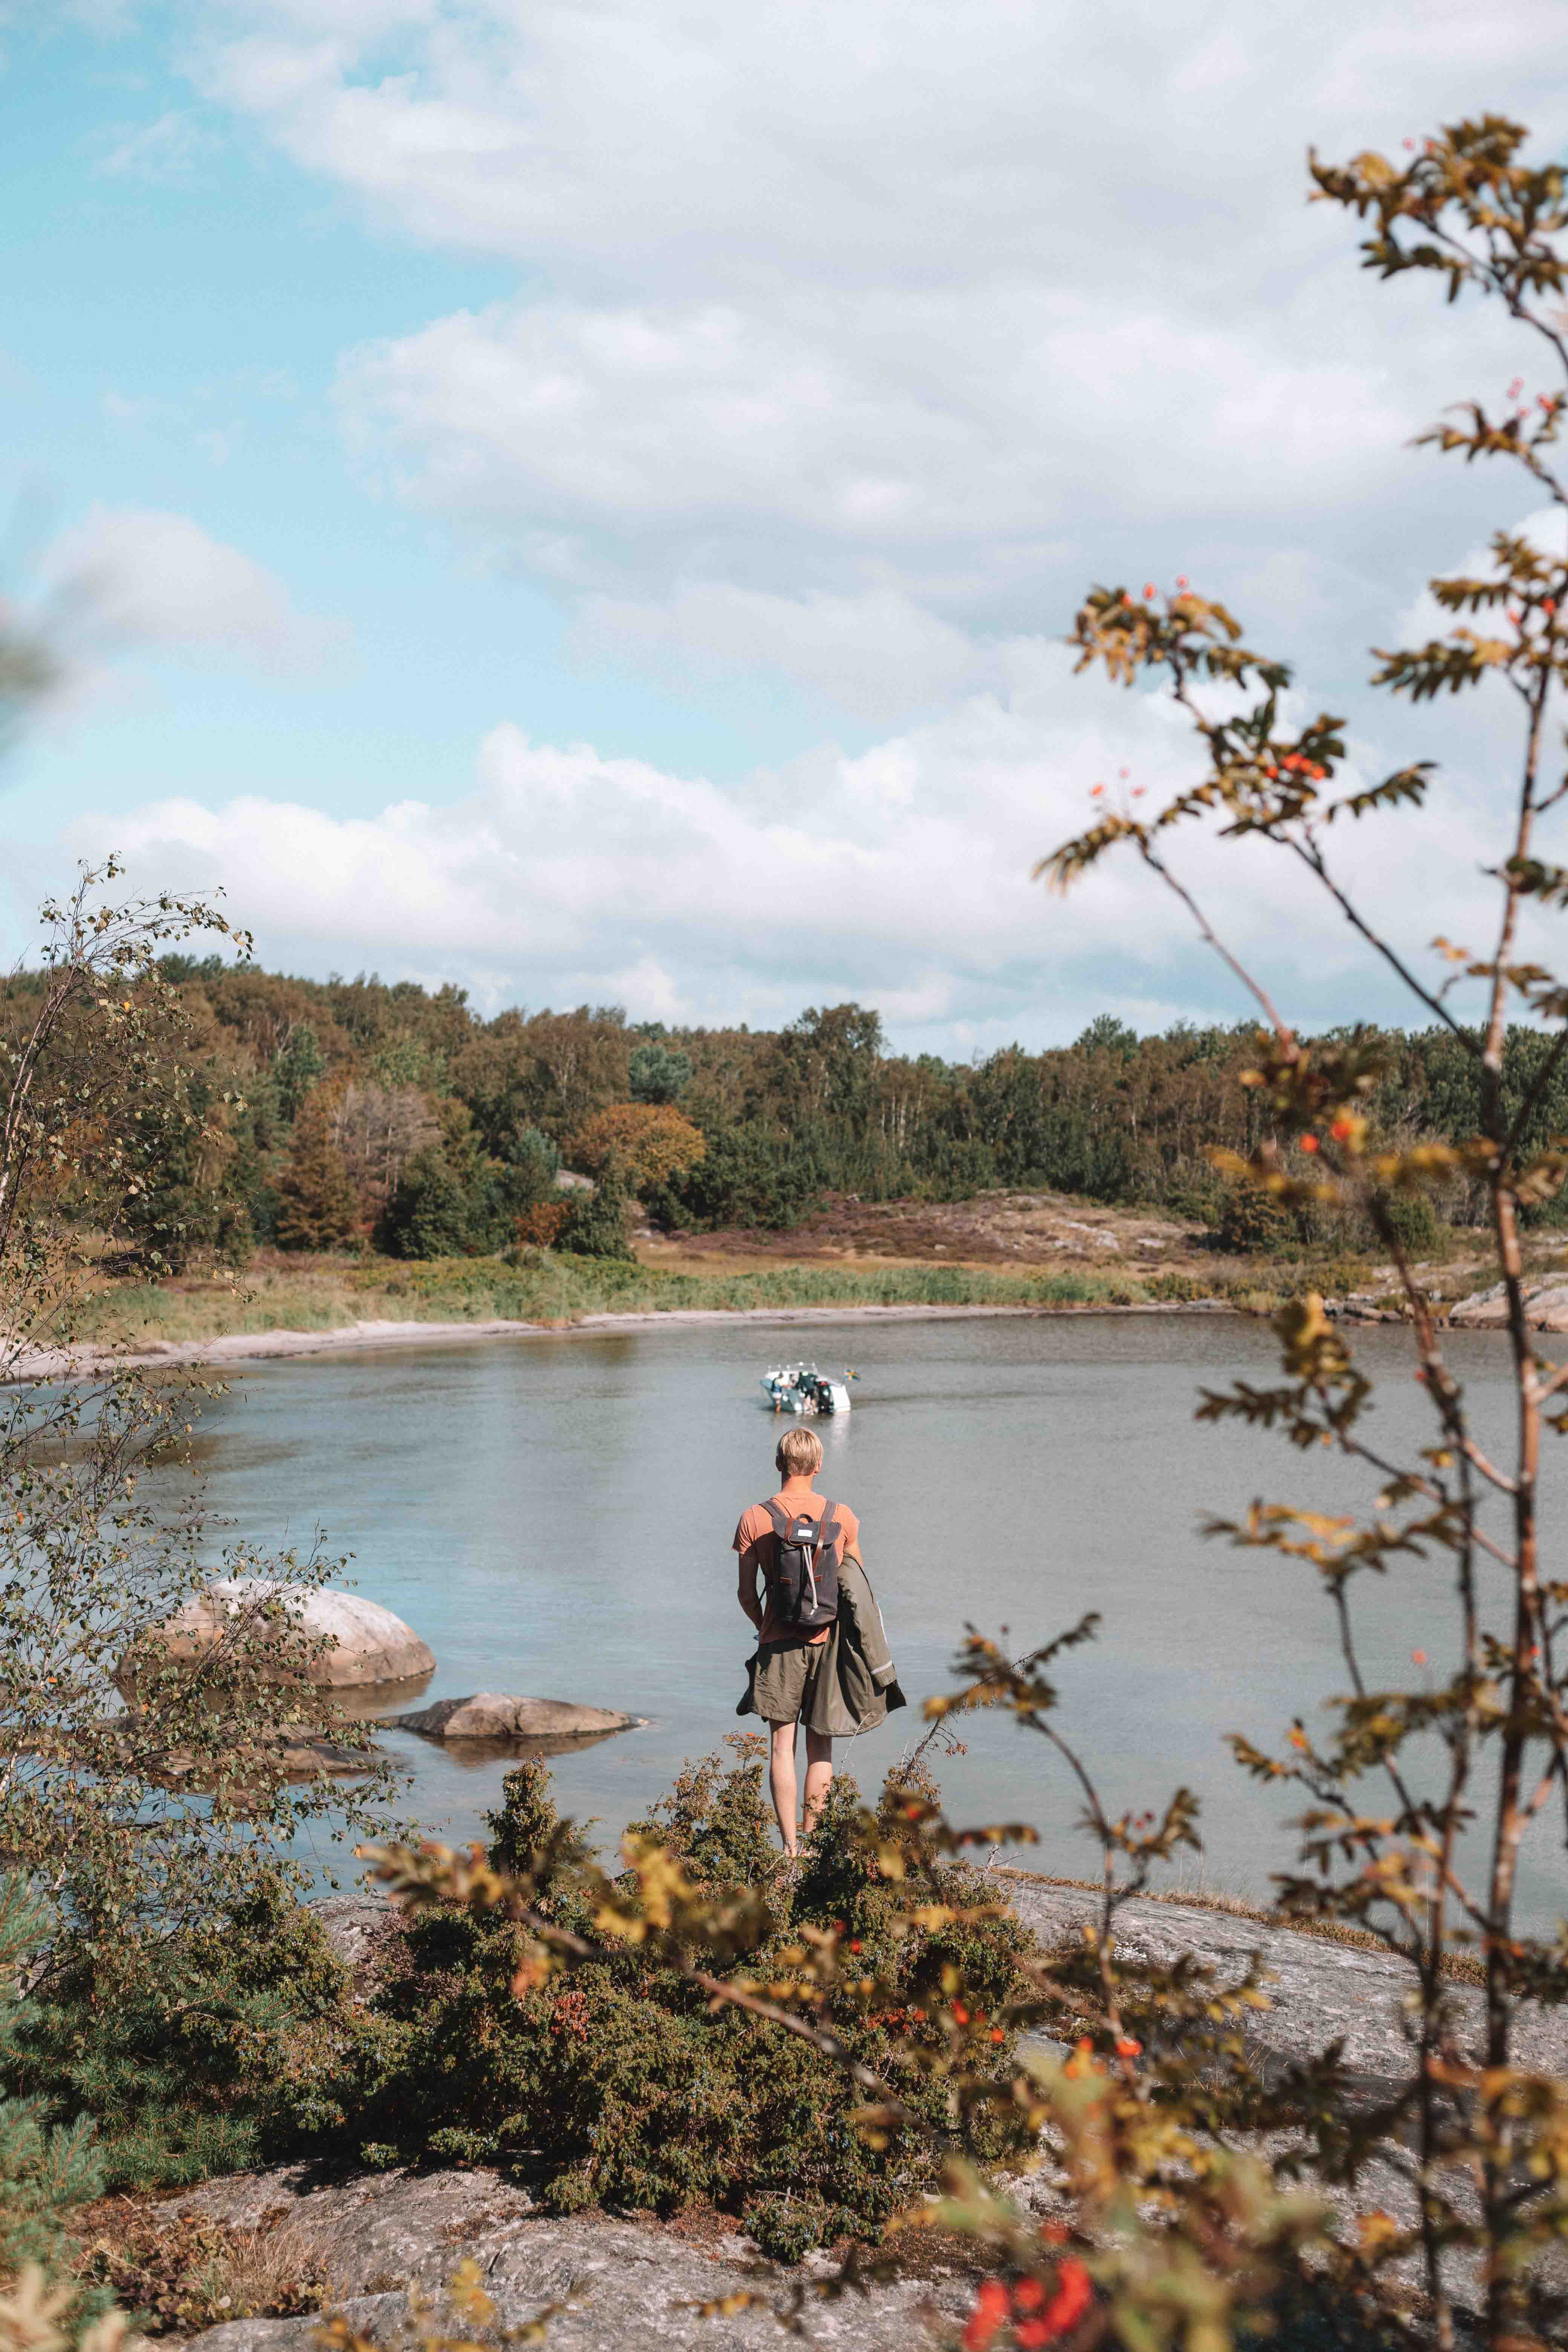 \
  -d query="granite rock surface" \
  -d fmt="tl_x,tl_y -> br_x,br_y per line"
142,1580 -> 435,1689
171,2169 -> 968,2352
